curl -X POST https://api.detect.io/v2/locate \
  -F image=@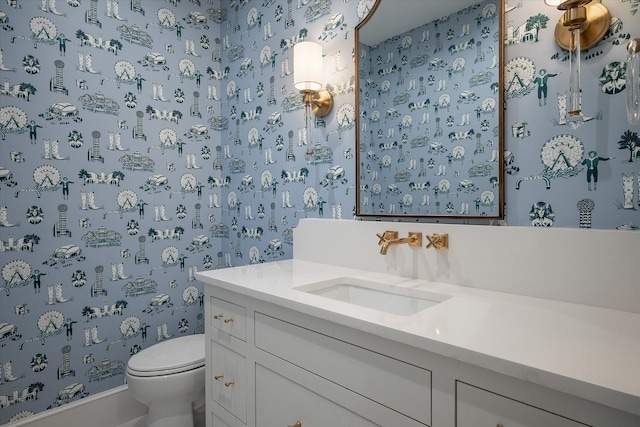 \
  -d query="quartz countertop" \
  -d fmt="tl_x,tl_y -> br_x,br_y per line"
195,259 -> 640,416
